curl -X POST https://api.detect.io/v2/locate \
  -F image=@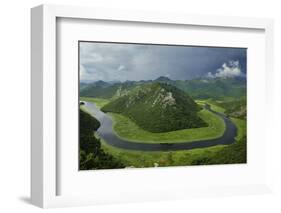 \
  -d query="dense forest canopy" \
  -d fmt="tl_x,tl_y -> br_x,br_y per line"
79,109 -> 124,170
